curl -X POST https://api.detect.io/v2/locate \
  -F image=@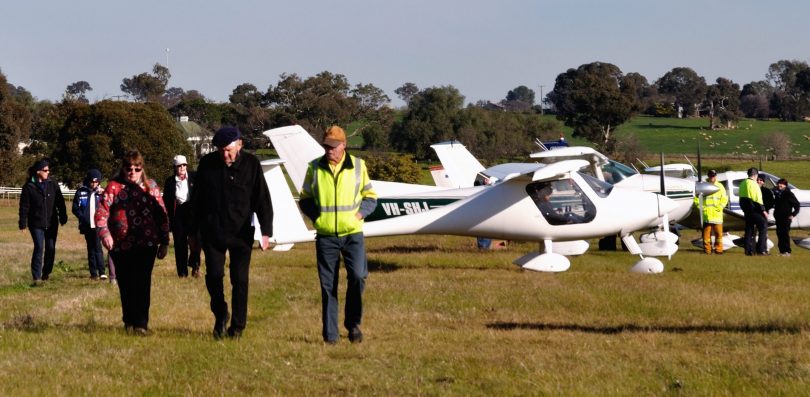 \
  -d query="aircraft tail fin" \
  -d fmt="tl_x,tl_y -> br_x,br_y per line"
263,125 -> 324,193
430,141 -> 486,188
254,159 -> 315,249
